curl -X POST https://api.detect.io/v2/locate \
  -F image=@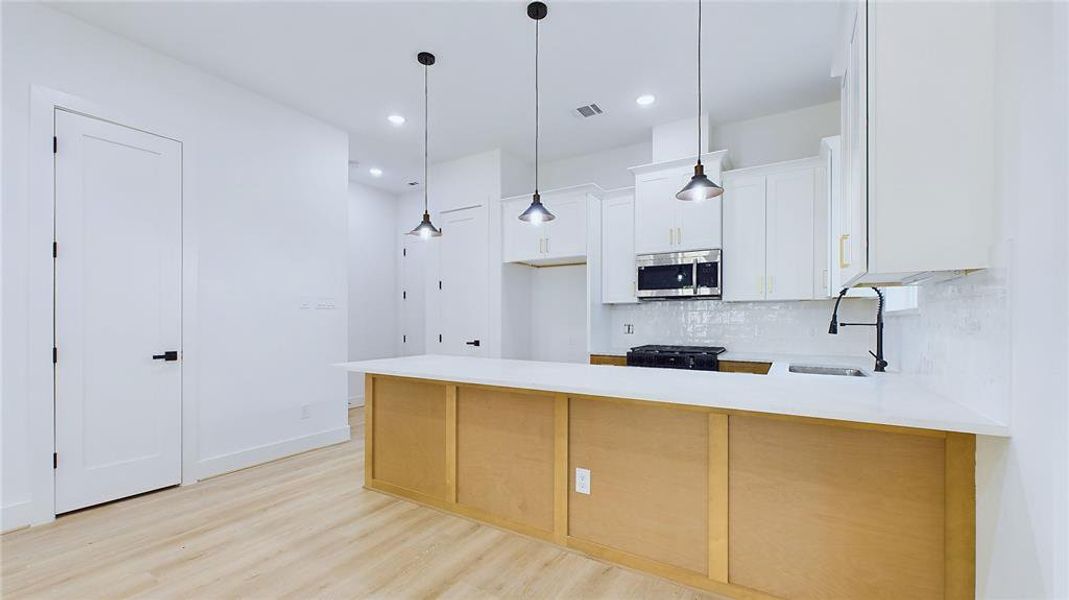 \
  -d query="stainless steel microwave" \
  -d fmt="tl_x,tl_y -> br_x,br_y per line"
636,249 -> 721,299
